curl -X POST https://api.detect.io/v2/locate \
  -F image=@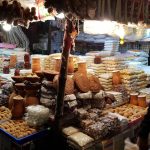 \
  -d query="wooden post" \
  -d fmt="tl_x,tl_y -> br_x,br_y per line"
55,18 -> 73,130
47,21 -> 52,54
